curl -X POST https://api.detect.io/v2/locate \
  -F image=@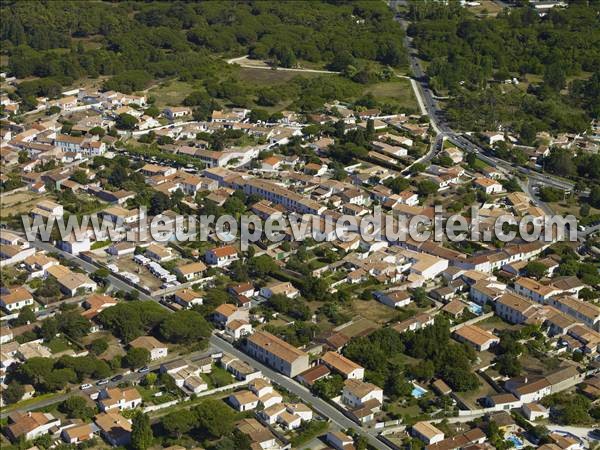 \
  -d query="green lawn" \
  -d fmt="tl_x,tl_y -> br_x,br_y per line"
364,78 -> 418,112
46,337 -> 72,353
147,81 -> 201,108
206,365 -> 235,388
236,67 -> 326,85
